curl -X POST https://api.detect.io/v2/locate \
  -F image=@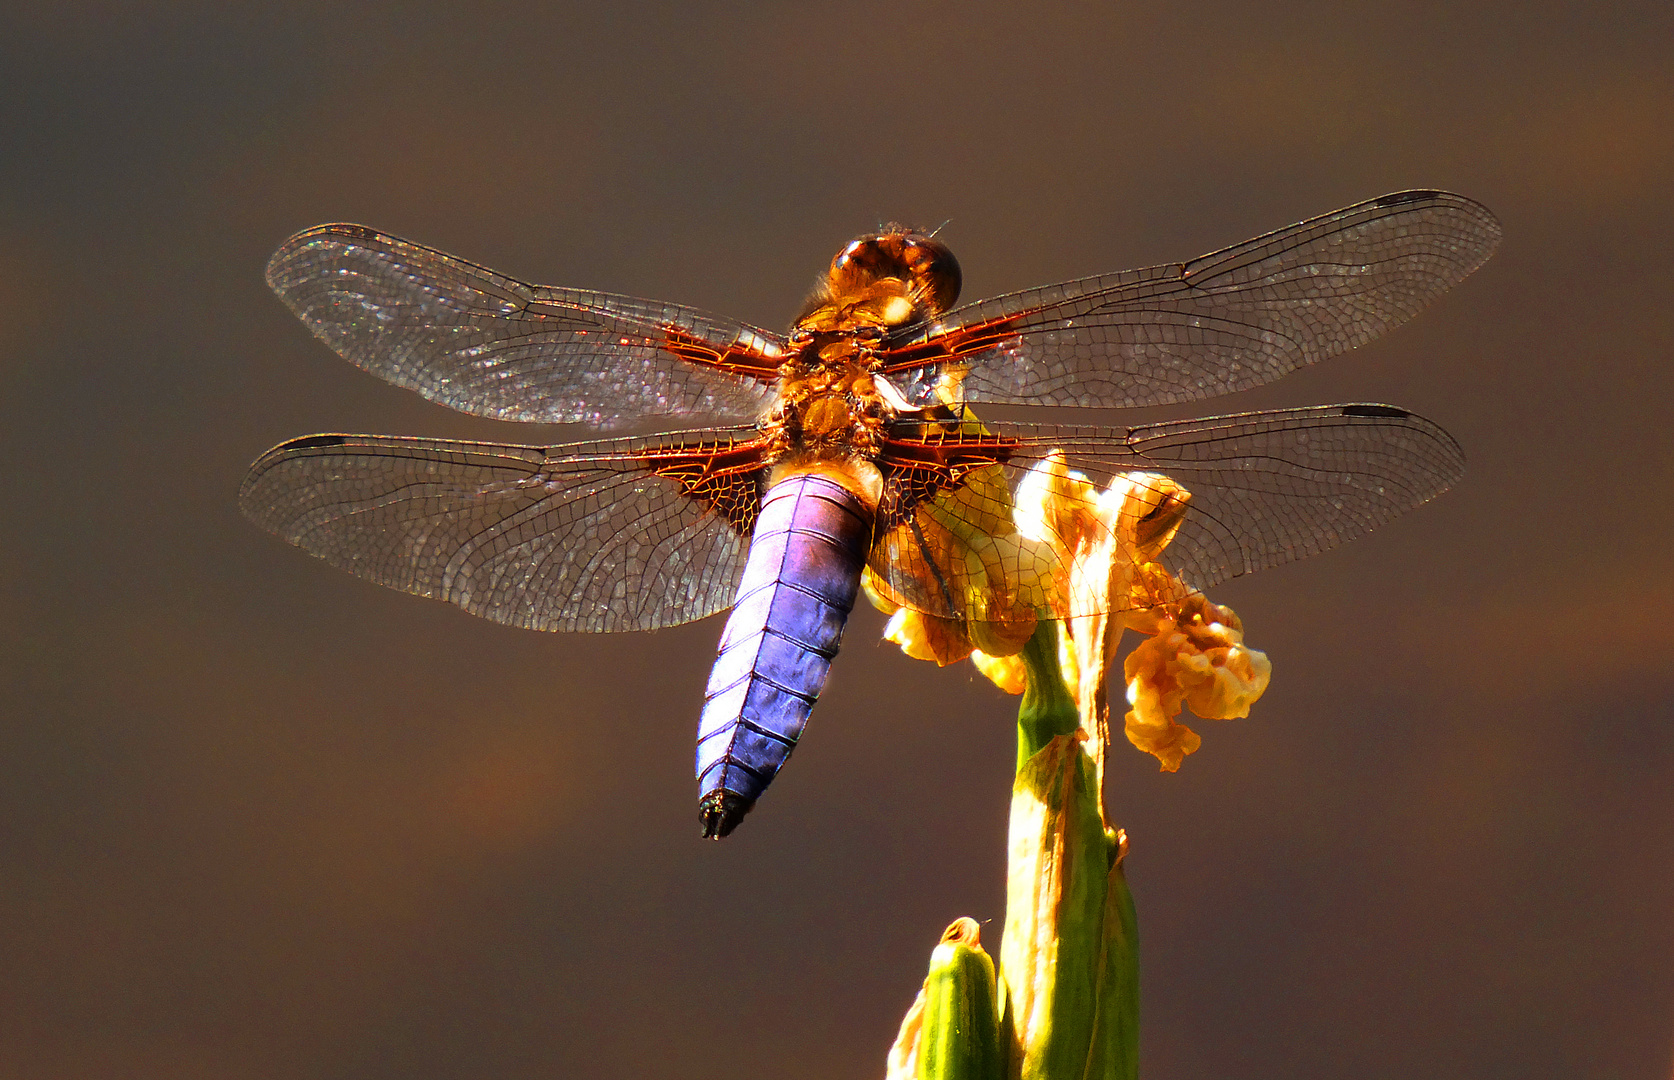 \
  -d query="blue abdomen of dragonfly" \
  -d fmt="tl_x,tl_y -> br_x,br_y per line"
696,473 -> 871,838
